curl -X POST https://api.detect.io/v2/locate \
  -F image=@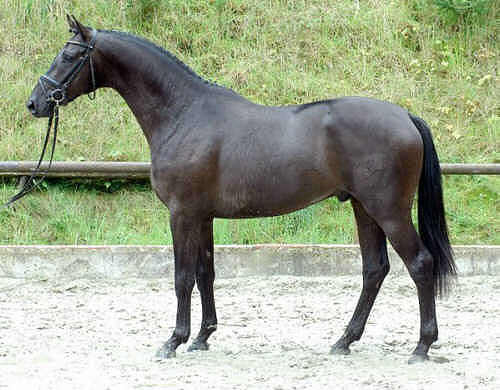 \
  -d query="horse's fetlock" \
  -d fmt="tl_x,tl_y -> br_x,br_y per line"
204,323 -> 217,331
174,330 -> 190,344
421,324 -> 438,344
344,325 -> 364,342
